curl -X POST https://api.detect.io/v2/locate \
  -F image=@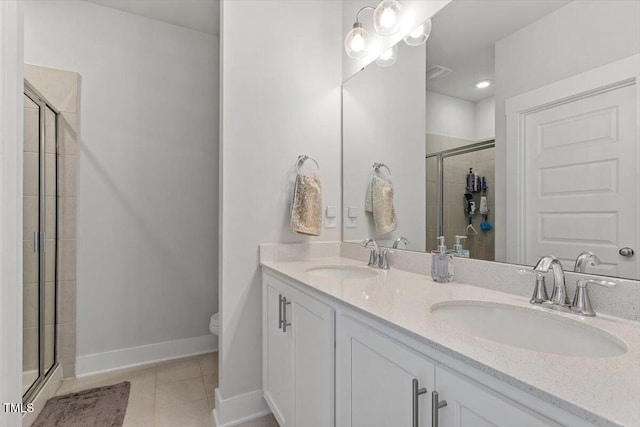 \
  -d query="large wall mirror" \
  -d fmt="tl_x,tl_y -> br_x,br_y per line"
342,0 -> 640,281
